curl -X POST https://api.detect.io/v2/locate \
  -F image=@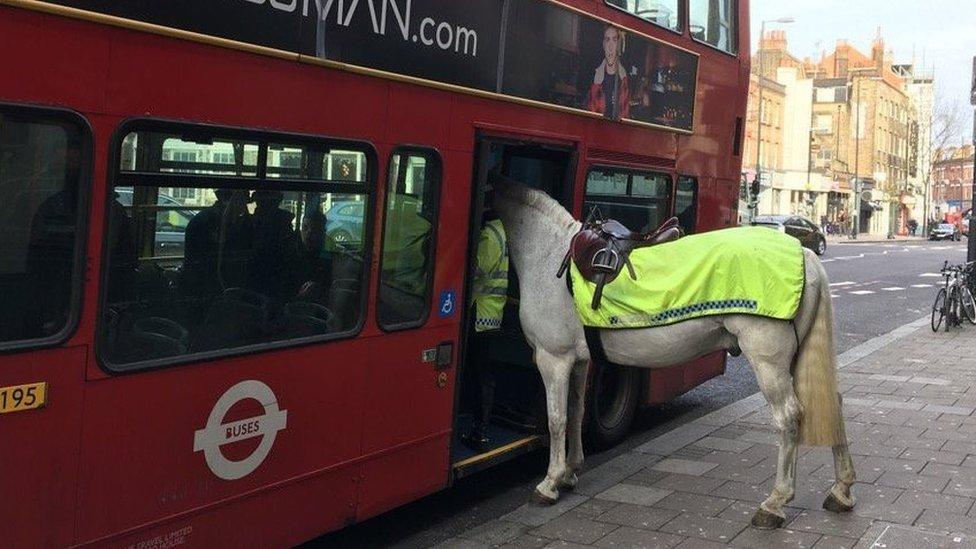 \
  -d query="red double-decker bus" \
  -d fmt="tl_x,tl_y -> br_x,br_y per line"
0,0 -> 749,546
